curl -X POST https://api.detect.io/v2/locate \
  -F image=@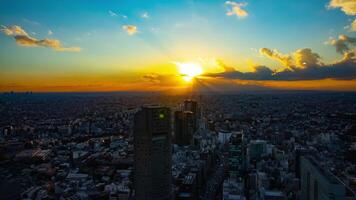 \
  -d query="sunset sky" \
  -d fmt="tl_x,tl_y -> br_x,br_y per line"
0,0 -> 355,92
